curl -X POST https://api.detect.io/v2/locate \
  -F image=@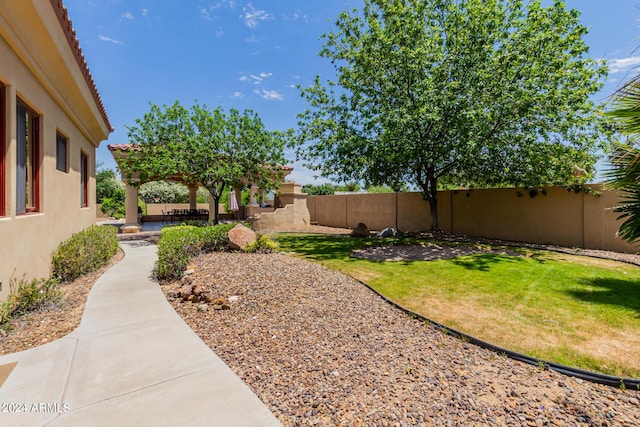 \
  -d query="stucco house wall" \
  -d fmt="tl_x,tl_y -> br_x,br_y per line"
0,1 -> 111,301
